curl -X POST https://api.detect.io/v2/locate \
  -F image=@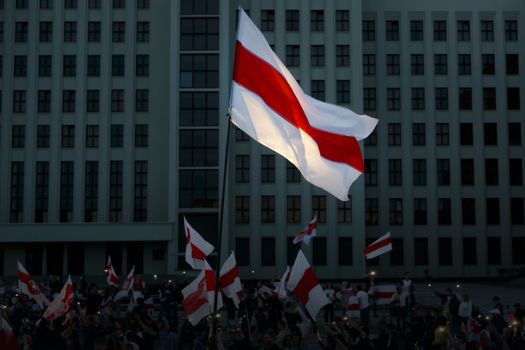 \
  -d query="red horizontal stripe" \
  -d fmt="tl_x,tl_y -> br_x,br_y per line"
292,267 -> 319,305
233,42 -> 364,172
183,279 -> 208,315
220,266 -> 240,287
363,237 -> 392,255
375,291 -> 395,299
